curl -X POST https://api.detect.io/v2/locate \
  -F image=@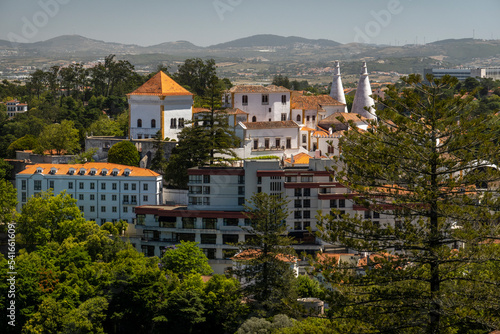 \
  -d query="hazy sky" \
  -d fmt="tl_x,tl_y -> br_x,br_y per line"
1,0 -> 499,47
